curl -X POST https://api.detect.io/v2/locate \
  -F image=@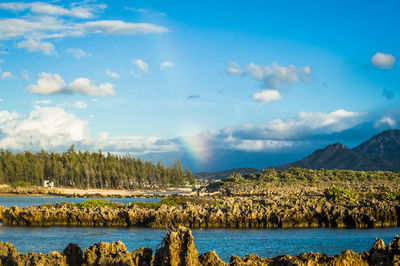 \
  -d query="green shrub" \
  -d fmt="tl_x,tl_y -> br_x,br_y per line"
324,185 -> 354,203
381,191 -> 400,201
212,201 -> 223,207
134,196 -> 184,209
225,173 -> 246,184
78,199 -> 116,208
159,196 -> 183,206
